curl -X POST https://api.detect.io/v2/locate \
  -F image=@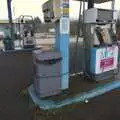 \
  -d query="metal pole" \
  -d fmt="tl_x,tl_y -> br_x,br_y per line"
110,0 -> 115,29
7,0 -> 14,50
111,0 -> 115,19
55,0 -> 69,90
88,0 -> 94,9
111,0 -> 115,10
73,1 -> 82,73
